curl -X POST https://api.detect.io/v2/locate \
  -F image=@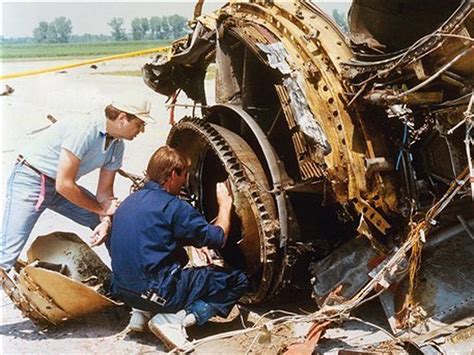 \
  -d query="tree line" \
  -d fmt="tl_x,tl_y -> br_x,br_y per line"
332,9 -> 349,34
25,11 -> 346,44
31,15 -> 189,44
109,15 -> 188,41
33,17 -> 73,43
